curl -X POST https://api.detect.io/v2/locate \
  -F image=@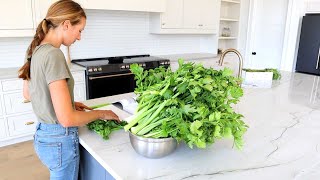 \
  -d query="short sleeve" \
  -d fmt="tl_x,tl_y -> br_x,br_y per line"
44,49 -> 70,85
